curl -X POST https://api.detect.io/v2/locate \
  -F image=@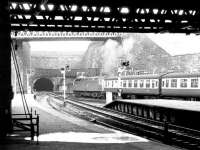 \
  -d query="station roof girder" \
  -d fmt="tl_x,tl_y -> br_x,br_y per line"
9,0 -> 200,34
